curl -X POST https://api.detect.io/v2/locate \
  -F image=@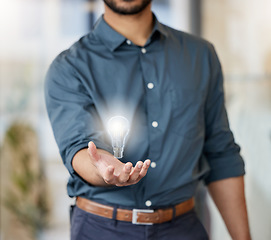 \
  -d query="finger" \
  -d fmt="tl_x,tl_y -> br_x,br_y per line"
138,159 -> 151,178
129,161 -> 143,182
104,165 -> 115,184
117,162 -> 133,184
87,141 -> 99,161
